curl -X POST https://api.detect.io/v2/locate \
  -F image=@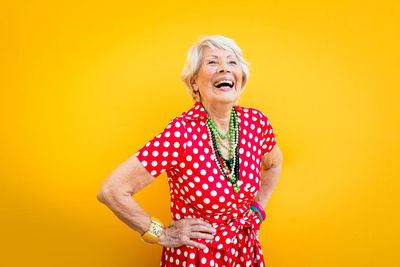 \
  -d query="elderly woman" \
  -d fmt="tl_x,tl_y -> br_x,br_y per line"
97,35 -> 283,267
